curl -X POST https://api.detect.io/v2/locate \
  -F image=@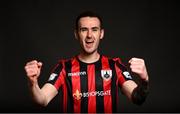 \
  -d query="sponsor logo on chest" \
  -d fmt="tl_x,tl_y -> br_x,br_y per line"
67,71 -> 87,77
73,89 -> 111,100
